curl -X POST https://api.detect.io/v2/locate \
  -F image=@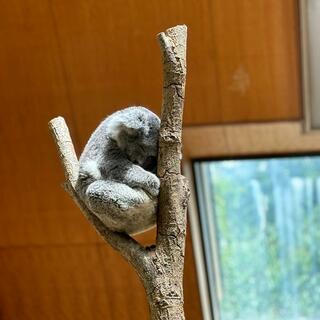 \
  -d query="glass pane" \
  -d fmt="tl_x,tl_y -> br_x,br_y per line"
194,156 -> 320,320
